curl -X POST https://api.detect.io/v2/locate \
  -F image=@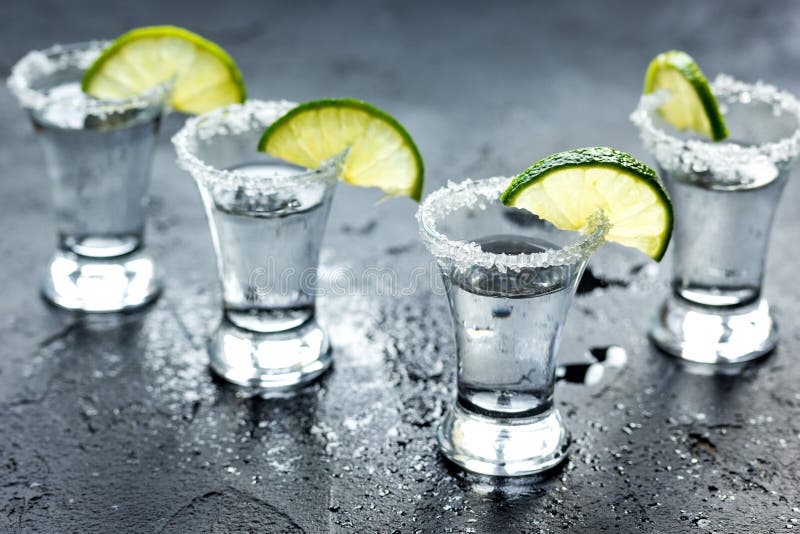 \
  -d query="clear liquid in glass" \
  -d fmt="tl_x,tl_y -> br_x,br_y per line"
32,82 -> 160,258
204,161 -> 331,334
664,163 -> 789,308
446,235 -> 579,418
